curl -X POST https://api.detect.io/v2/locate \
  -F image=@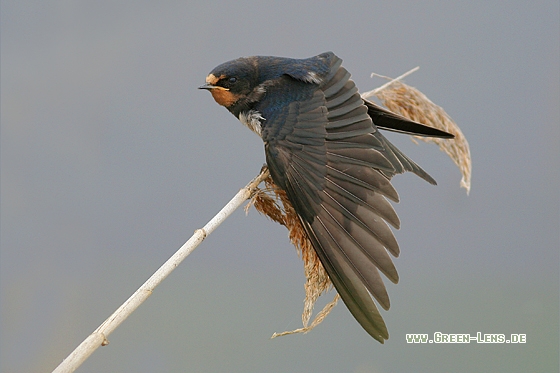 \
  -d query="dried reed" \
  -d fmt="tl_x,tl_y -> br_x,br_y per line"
365,72 -> 472,193
247,175 -> 338,337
